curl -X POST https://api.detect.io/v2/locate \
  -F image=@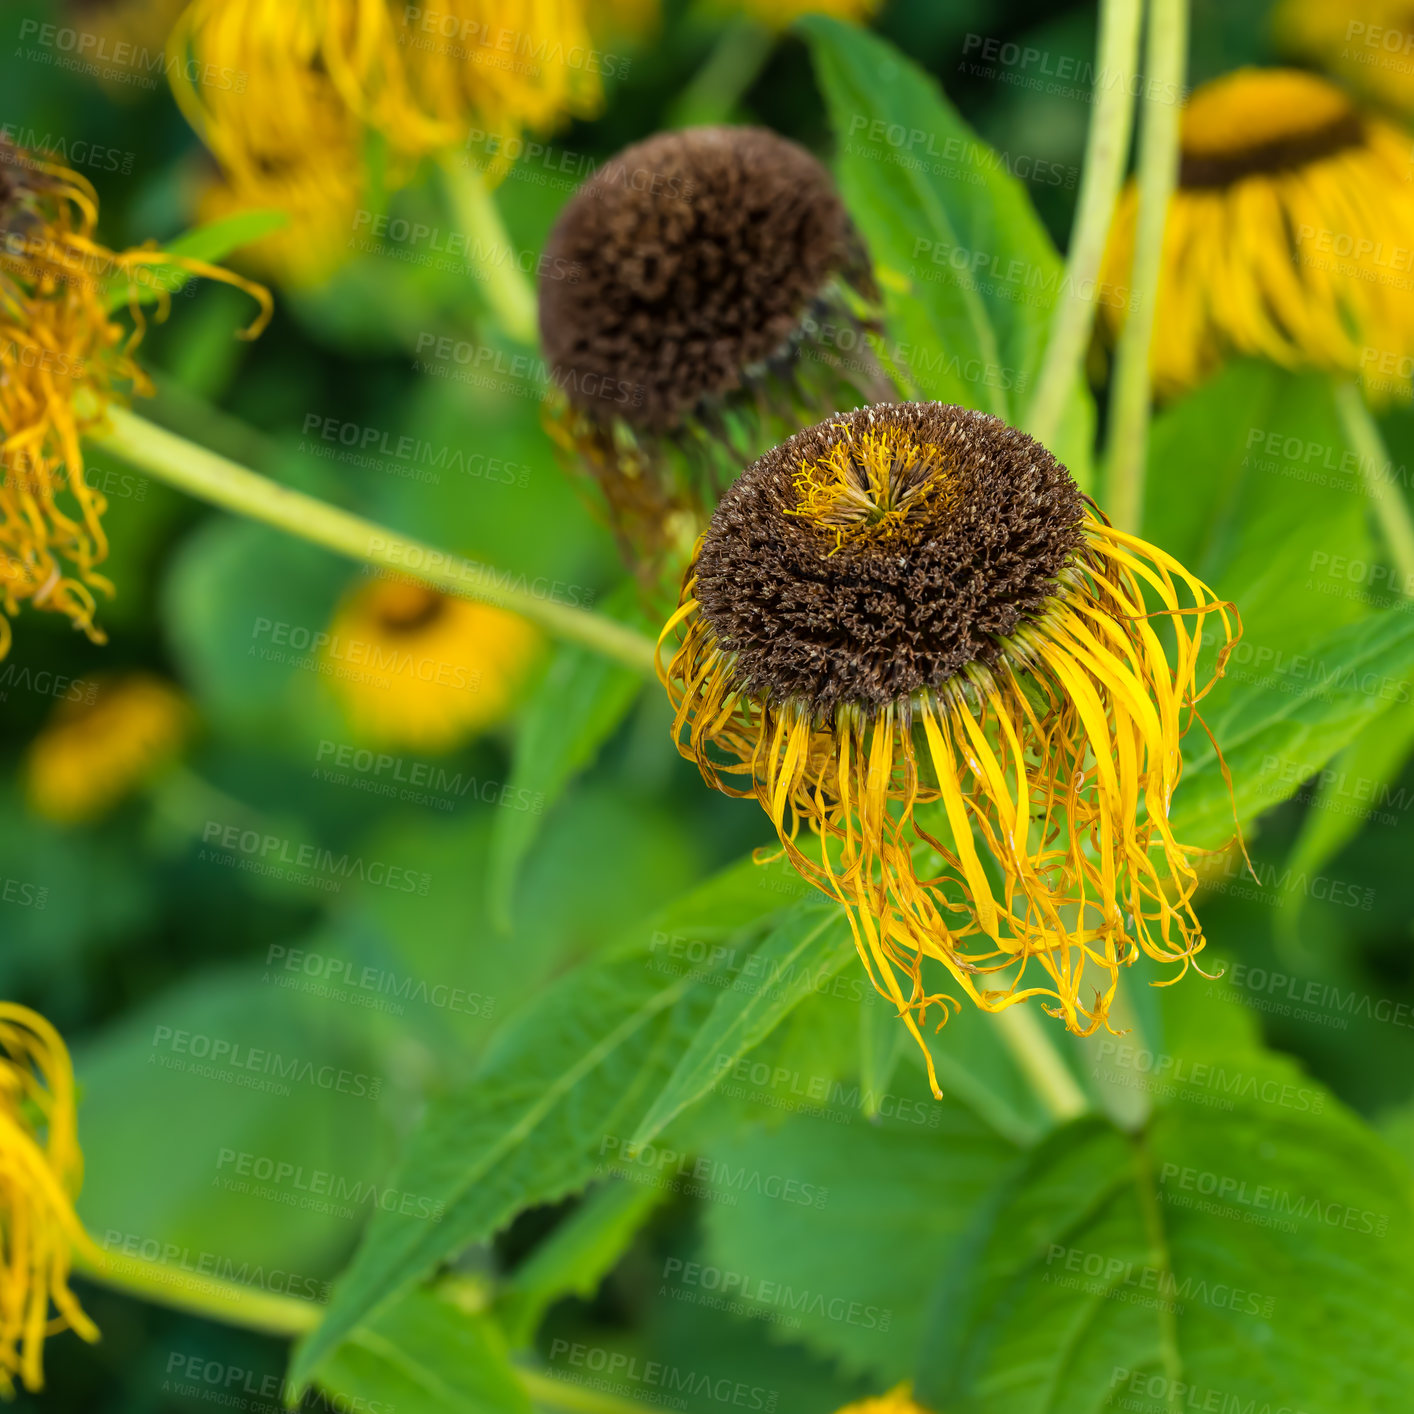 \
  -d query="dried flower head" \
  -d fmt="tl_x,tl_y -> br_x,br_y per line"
25,674 -> 191,824
539,126 -> 887,568
168,0 -> 603,284
0,141 -> 269,659
323,576 -> 542,751
1099,67 -> 1414,399
661,403 -> 1239,1093
0,1004 -> 100,1393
